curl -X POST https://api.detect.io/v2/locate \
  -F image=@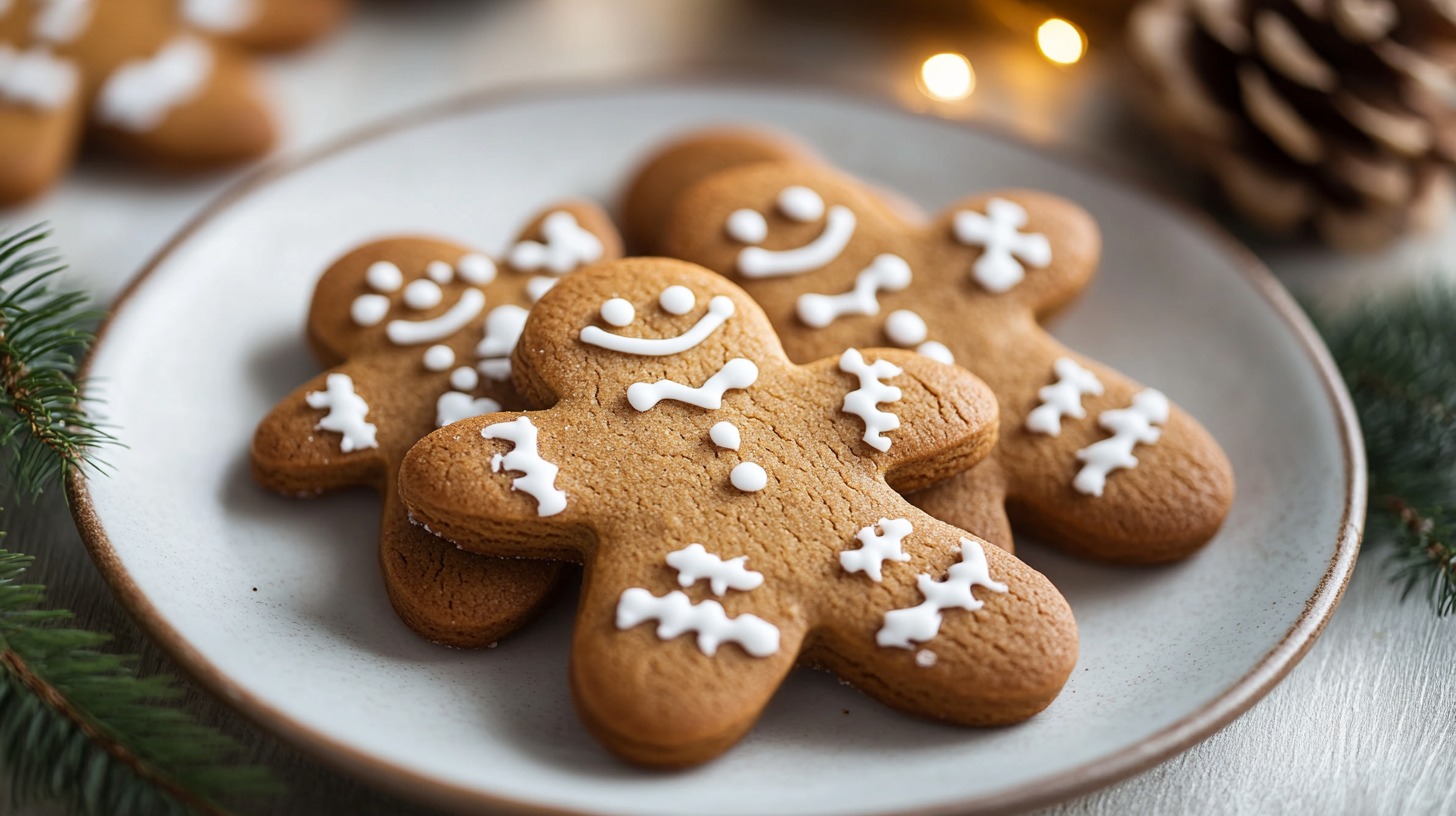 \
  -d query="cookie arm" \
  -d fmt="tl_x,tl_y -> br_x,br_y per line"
398,411 -> 592,560
251,365 -> 390,494
806,348 -> 999,494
